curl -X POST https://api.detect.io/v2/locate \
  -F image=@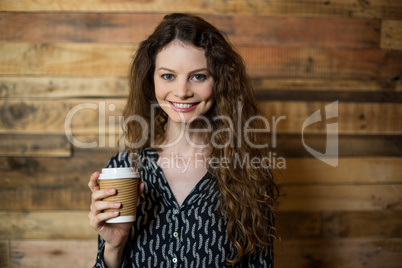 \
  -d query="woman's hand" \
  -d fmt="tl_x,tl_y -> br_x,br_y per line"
88,171 -> 144,251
